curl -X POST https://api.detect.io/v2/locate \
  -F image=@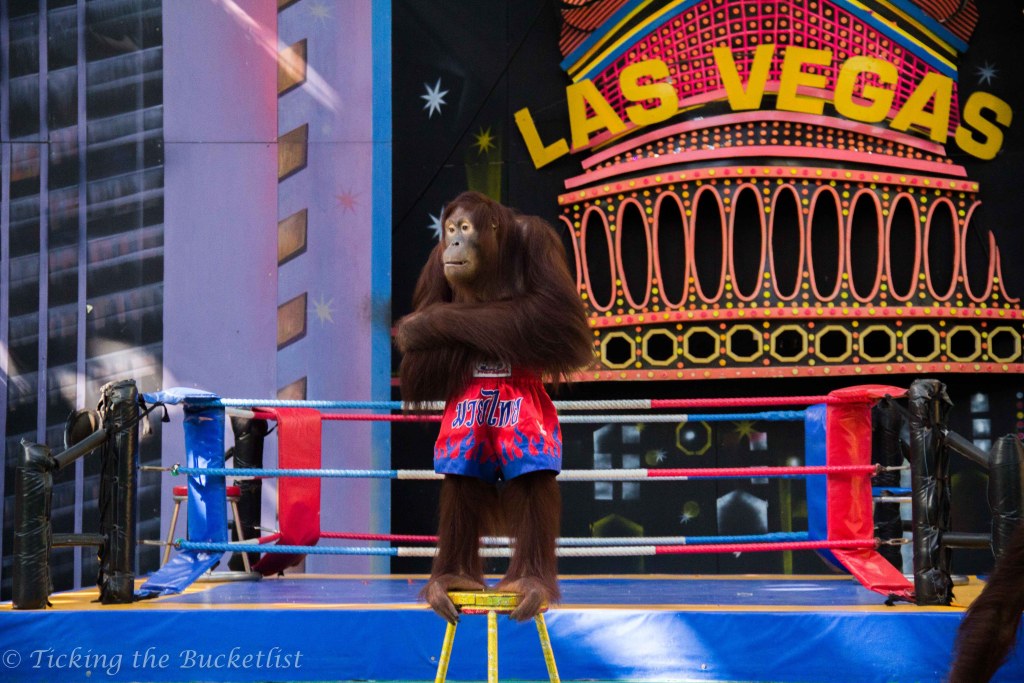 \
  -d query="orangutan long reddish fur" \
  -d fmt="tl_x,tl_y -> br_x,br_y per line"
430,475 -> 499,586
396,191 -> 591,621
948,523 -> 1024,682
498,471 -> 563,616
398,193 -> 592,404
